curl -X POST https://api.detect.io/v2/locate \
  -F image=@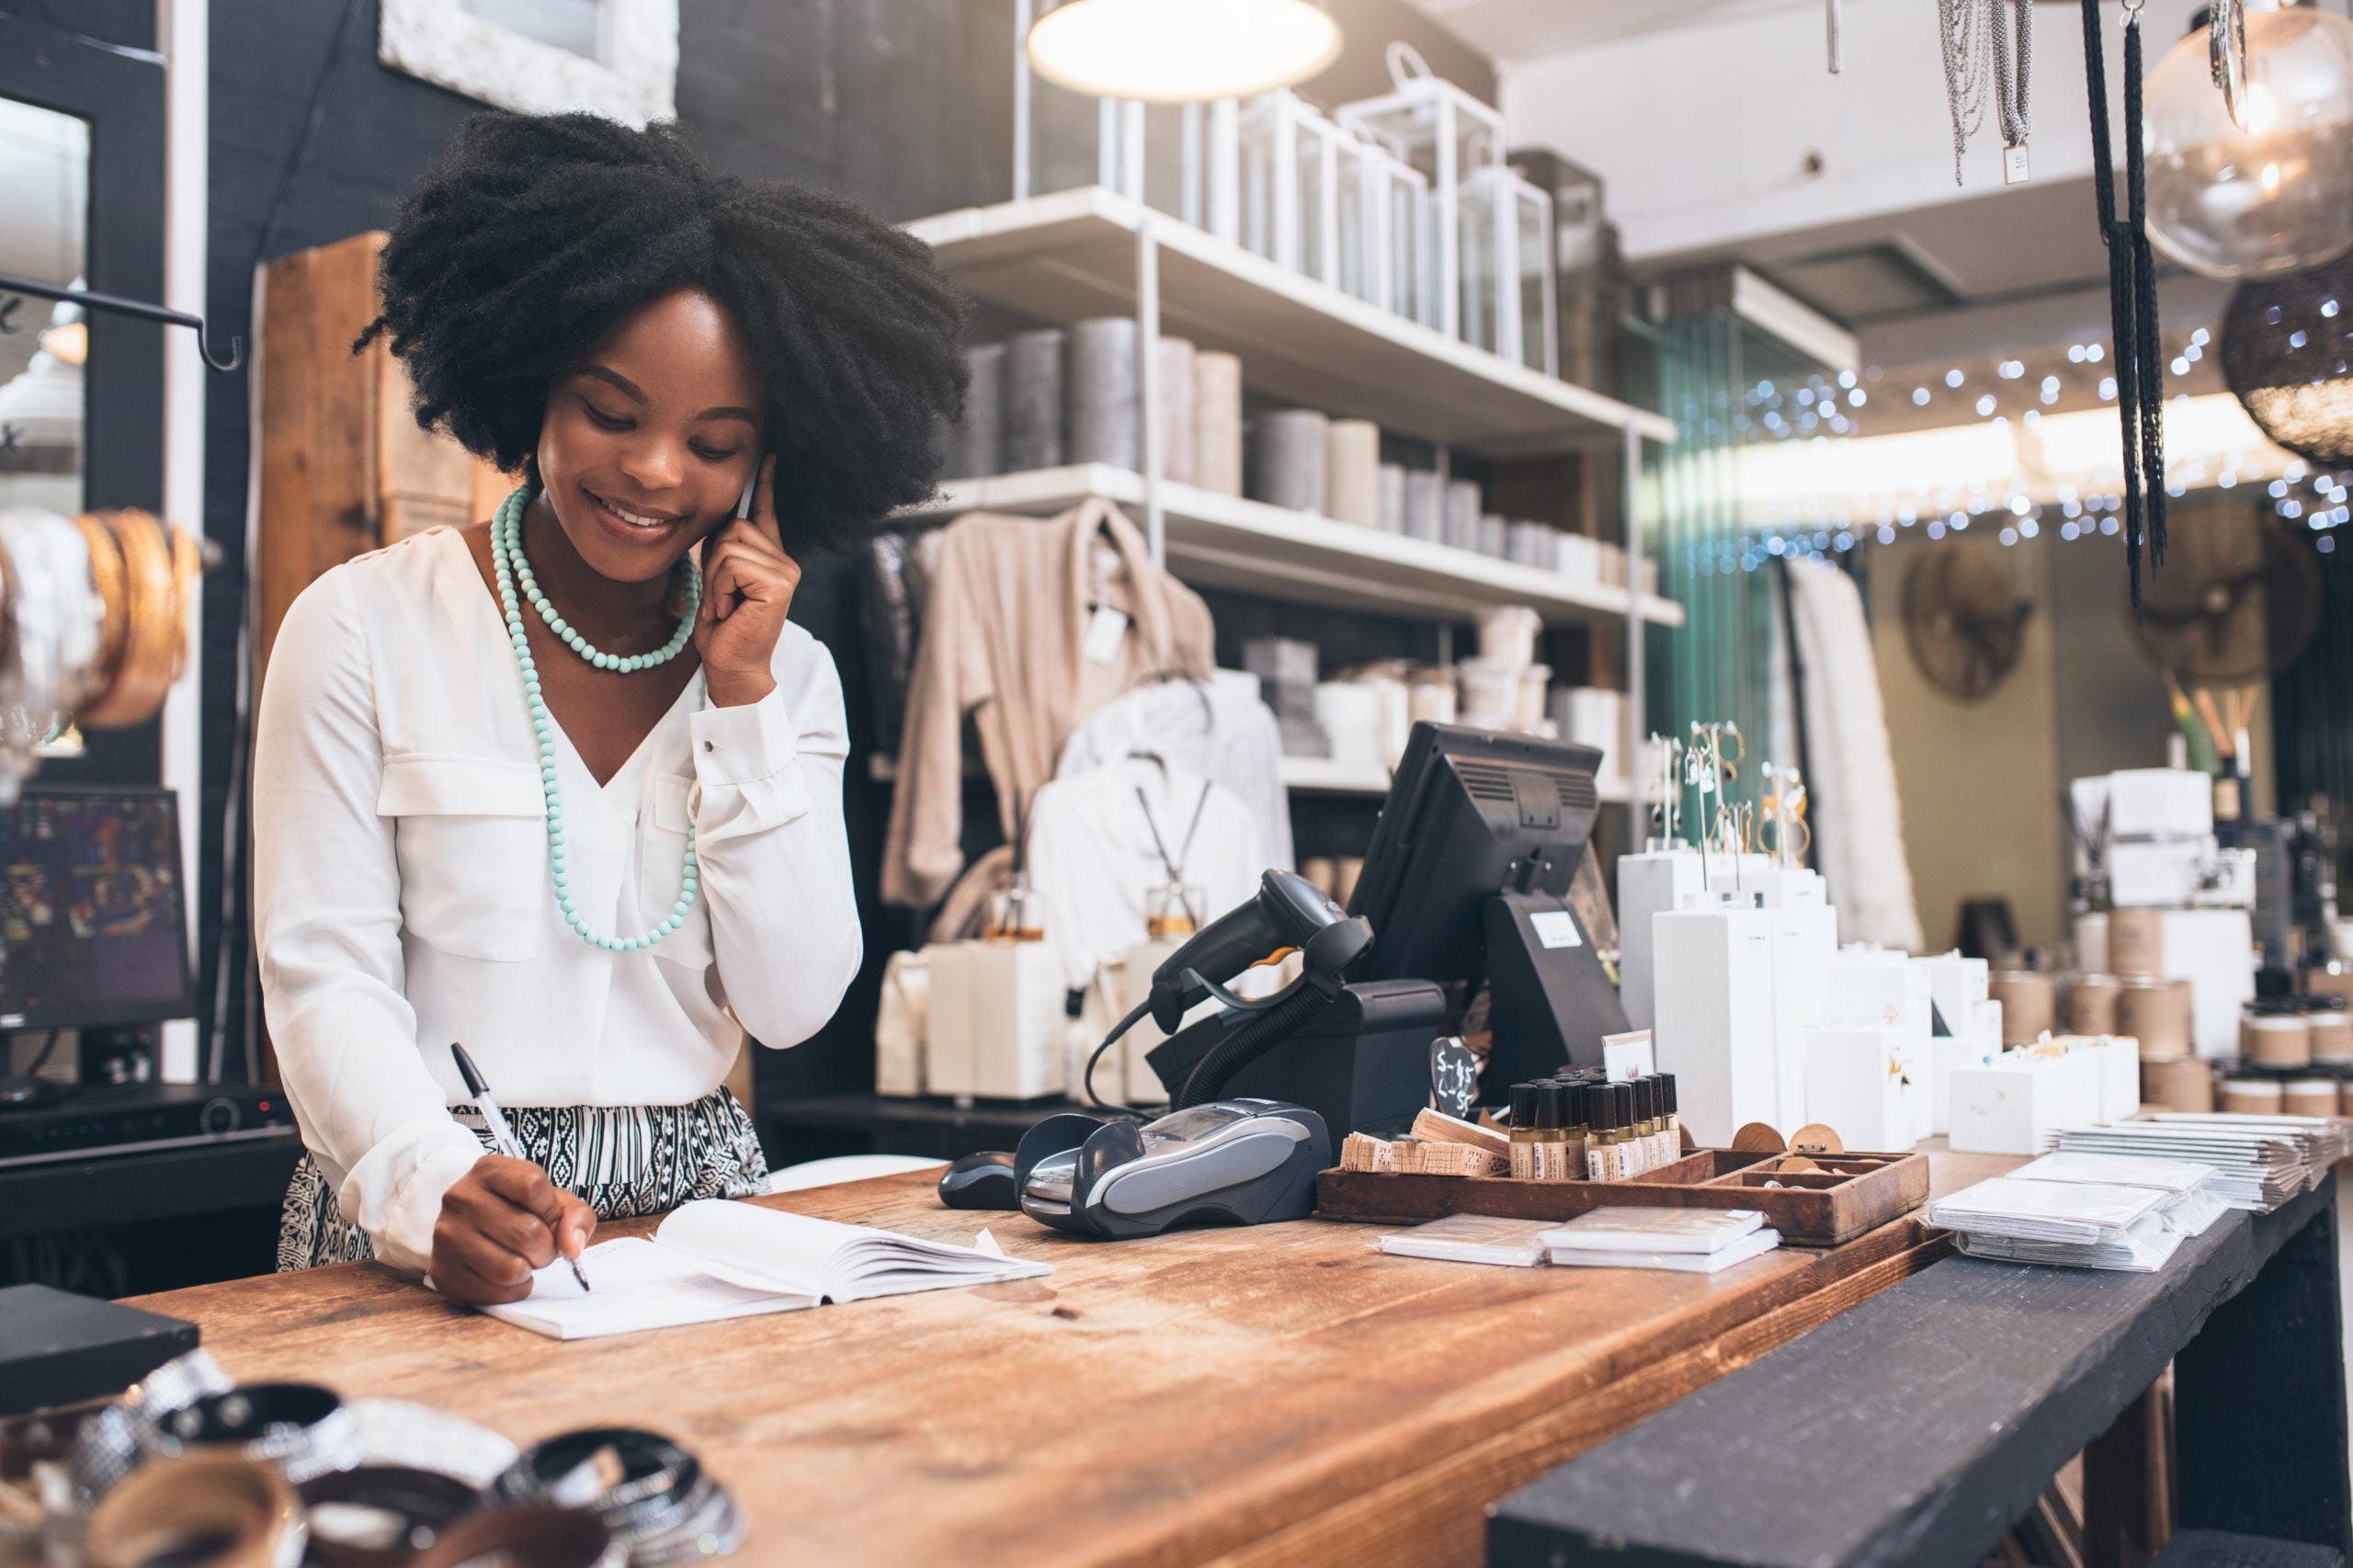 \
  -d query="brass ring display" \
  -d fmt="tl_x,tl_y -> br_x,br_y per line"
71,511 -> 130,699
76,510 -> 177,729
